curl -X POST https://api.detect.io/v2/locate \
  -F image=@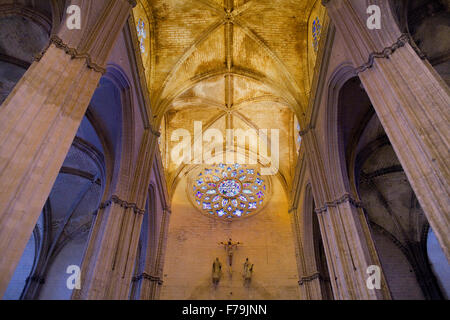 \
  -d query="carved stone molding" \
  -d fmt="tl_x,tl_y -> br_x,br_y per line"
298,272 -> 320,285
99,195 -> 145,215
133,272 -> 163,285
315,193 -> 363,214
354,33 -> 410,75
34,35 -> 107,74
